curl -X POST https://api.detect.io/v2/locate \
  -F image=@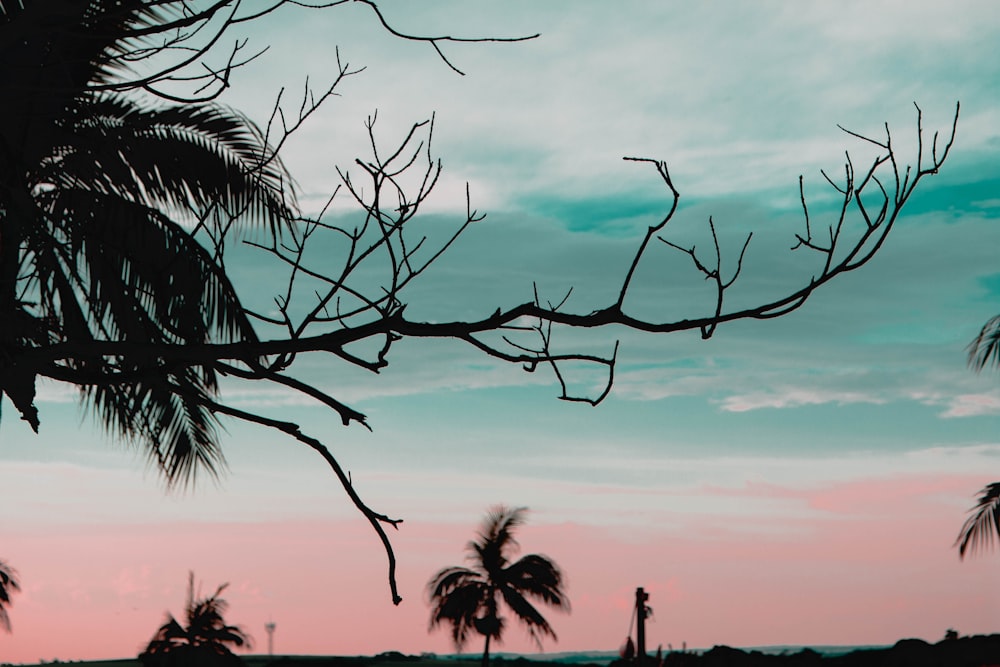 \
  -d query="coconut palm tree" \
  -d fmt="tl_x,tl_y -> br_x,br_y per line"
139,571 -> 251,667
0,559 -> 20,633
956,317 -> 1000,558
0,1 -> 293,486
428,506 -> 569,667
